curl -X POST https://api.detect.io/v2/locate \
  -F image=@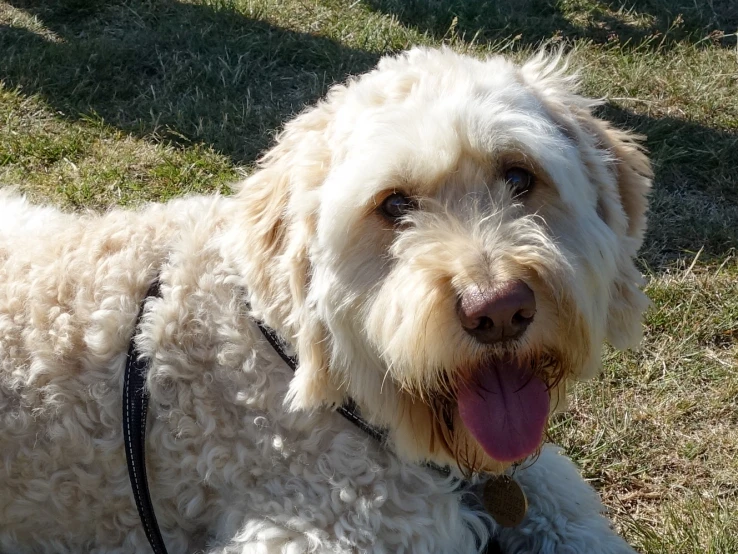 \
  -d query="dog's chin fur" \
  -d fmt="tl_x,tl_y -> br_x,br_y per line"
0,47 -> 650,553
